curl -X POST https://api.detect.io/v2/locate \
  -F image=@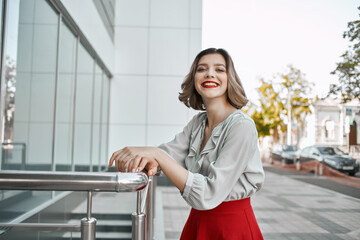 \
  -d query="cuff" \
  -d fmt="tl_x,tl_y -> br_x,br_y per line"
181,171 -> 194,198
